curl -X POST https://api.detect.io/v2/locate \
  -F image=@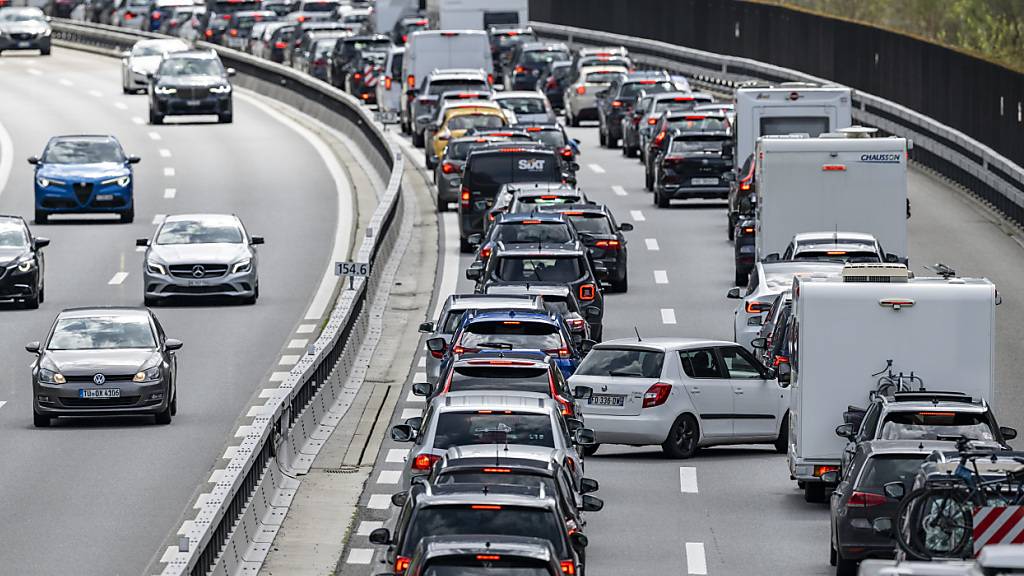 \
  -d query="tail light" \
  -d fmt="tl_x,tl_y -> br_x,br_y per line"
745,301 -> 768,314
460,187 -> 471,208
595,239 -> 620,249
848,491 -> 887,507
221,13 -> 231,19
229,28 -> 237,36
205,29 -> 214,38
568,318 -> 585,331
354,72 -> 362,80
412,453 -> 441,470
814,465 -> 839,477
822,164 -> 847,172
125,11 -> 135,18
647,117 -> 658,125
561,147 -> 573,159
576,86 -> 585,95
742,226 -> 754,234
578,283 -> 596,301
169,20 -> 177,27
642,382 -> 672,408
545,335 -> 571,360
514,65 -> 525,74
653,130 -> 666,146
313,58 -> 325,66
560,560 -> 576,575
487,73 -> 494,85
151,10 -> 160,18
384,76 -> 392,90
407,74 -> 415,88
611,100 -> 622,108
274,40 -> 287,49
441,162 -> 458,174
773,355 -> 790,366
401,34 -> 407,43
395,556 -> 411,573
548,371 -> 573,415
480,245 -> 492,259
740,181 -> 751,191
360,93 -> 369,100
546,77 -> 557,89
295,14 -> 305,21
